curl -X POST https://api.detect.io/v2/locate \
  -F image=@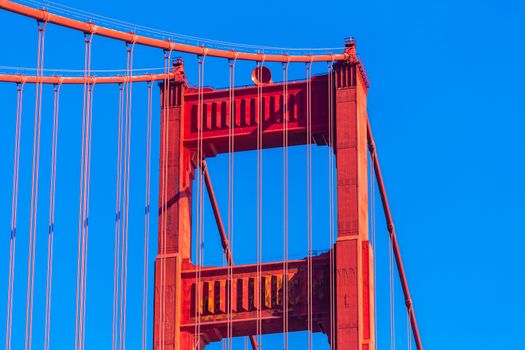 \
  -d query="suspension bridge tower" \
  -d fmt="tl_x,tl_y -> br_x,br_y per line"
153,39 -> 375,350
